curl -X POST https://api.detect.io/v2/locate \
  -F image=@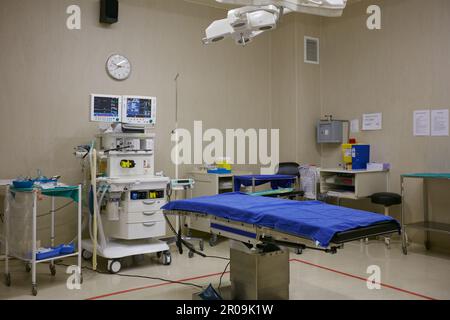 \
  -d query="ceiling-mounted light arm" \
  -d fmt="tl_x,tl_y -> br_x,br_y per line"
215,0 -> 347,17
202,0 -> 346,47
203,4 -> 284,46
228,4 -> 281,21
227,5 -> 285,30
